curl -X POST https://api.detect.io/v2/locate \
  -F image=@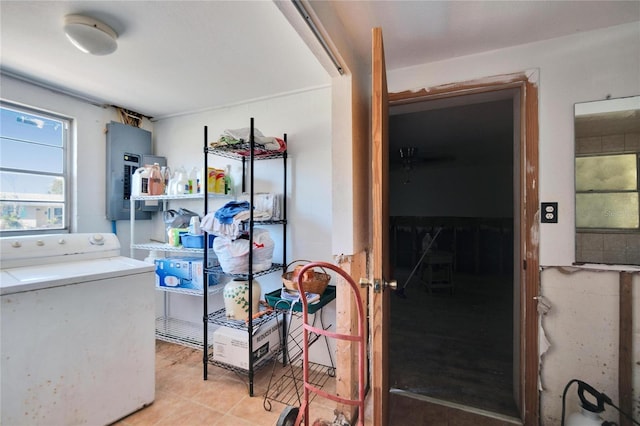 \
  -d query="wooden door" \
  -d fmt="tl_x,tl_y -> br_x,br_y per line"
370,27 -> 392,426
